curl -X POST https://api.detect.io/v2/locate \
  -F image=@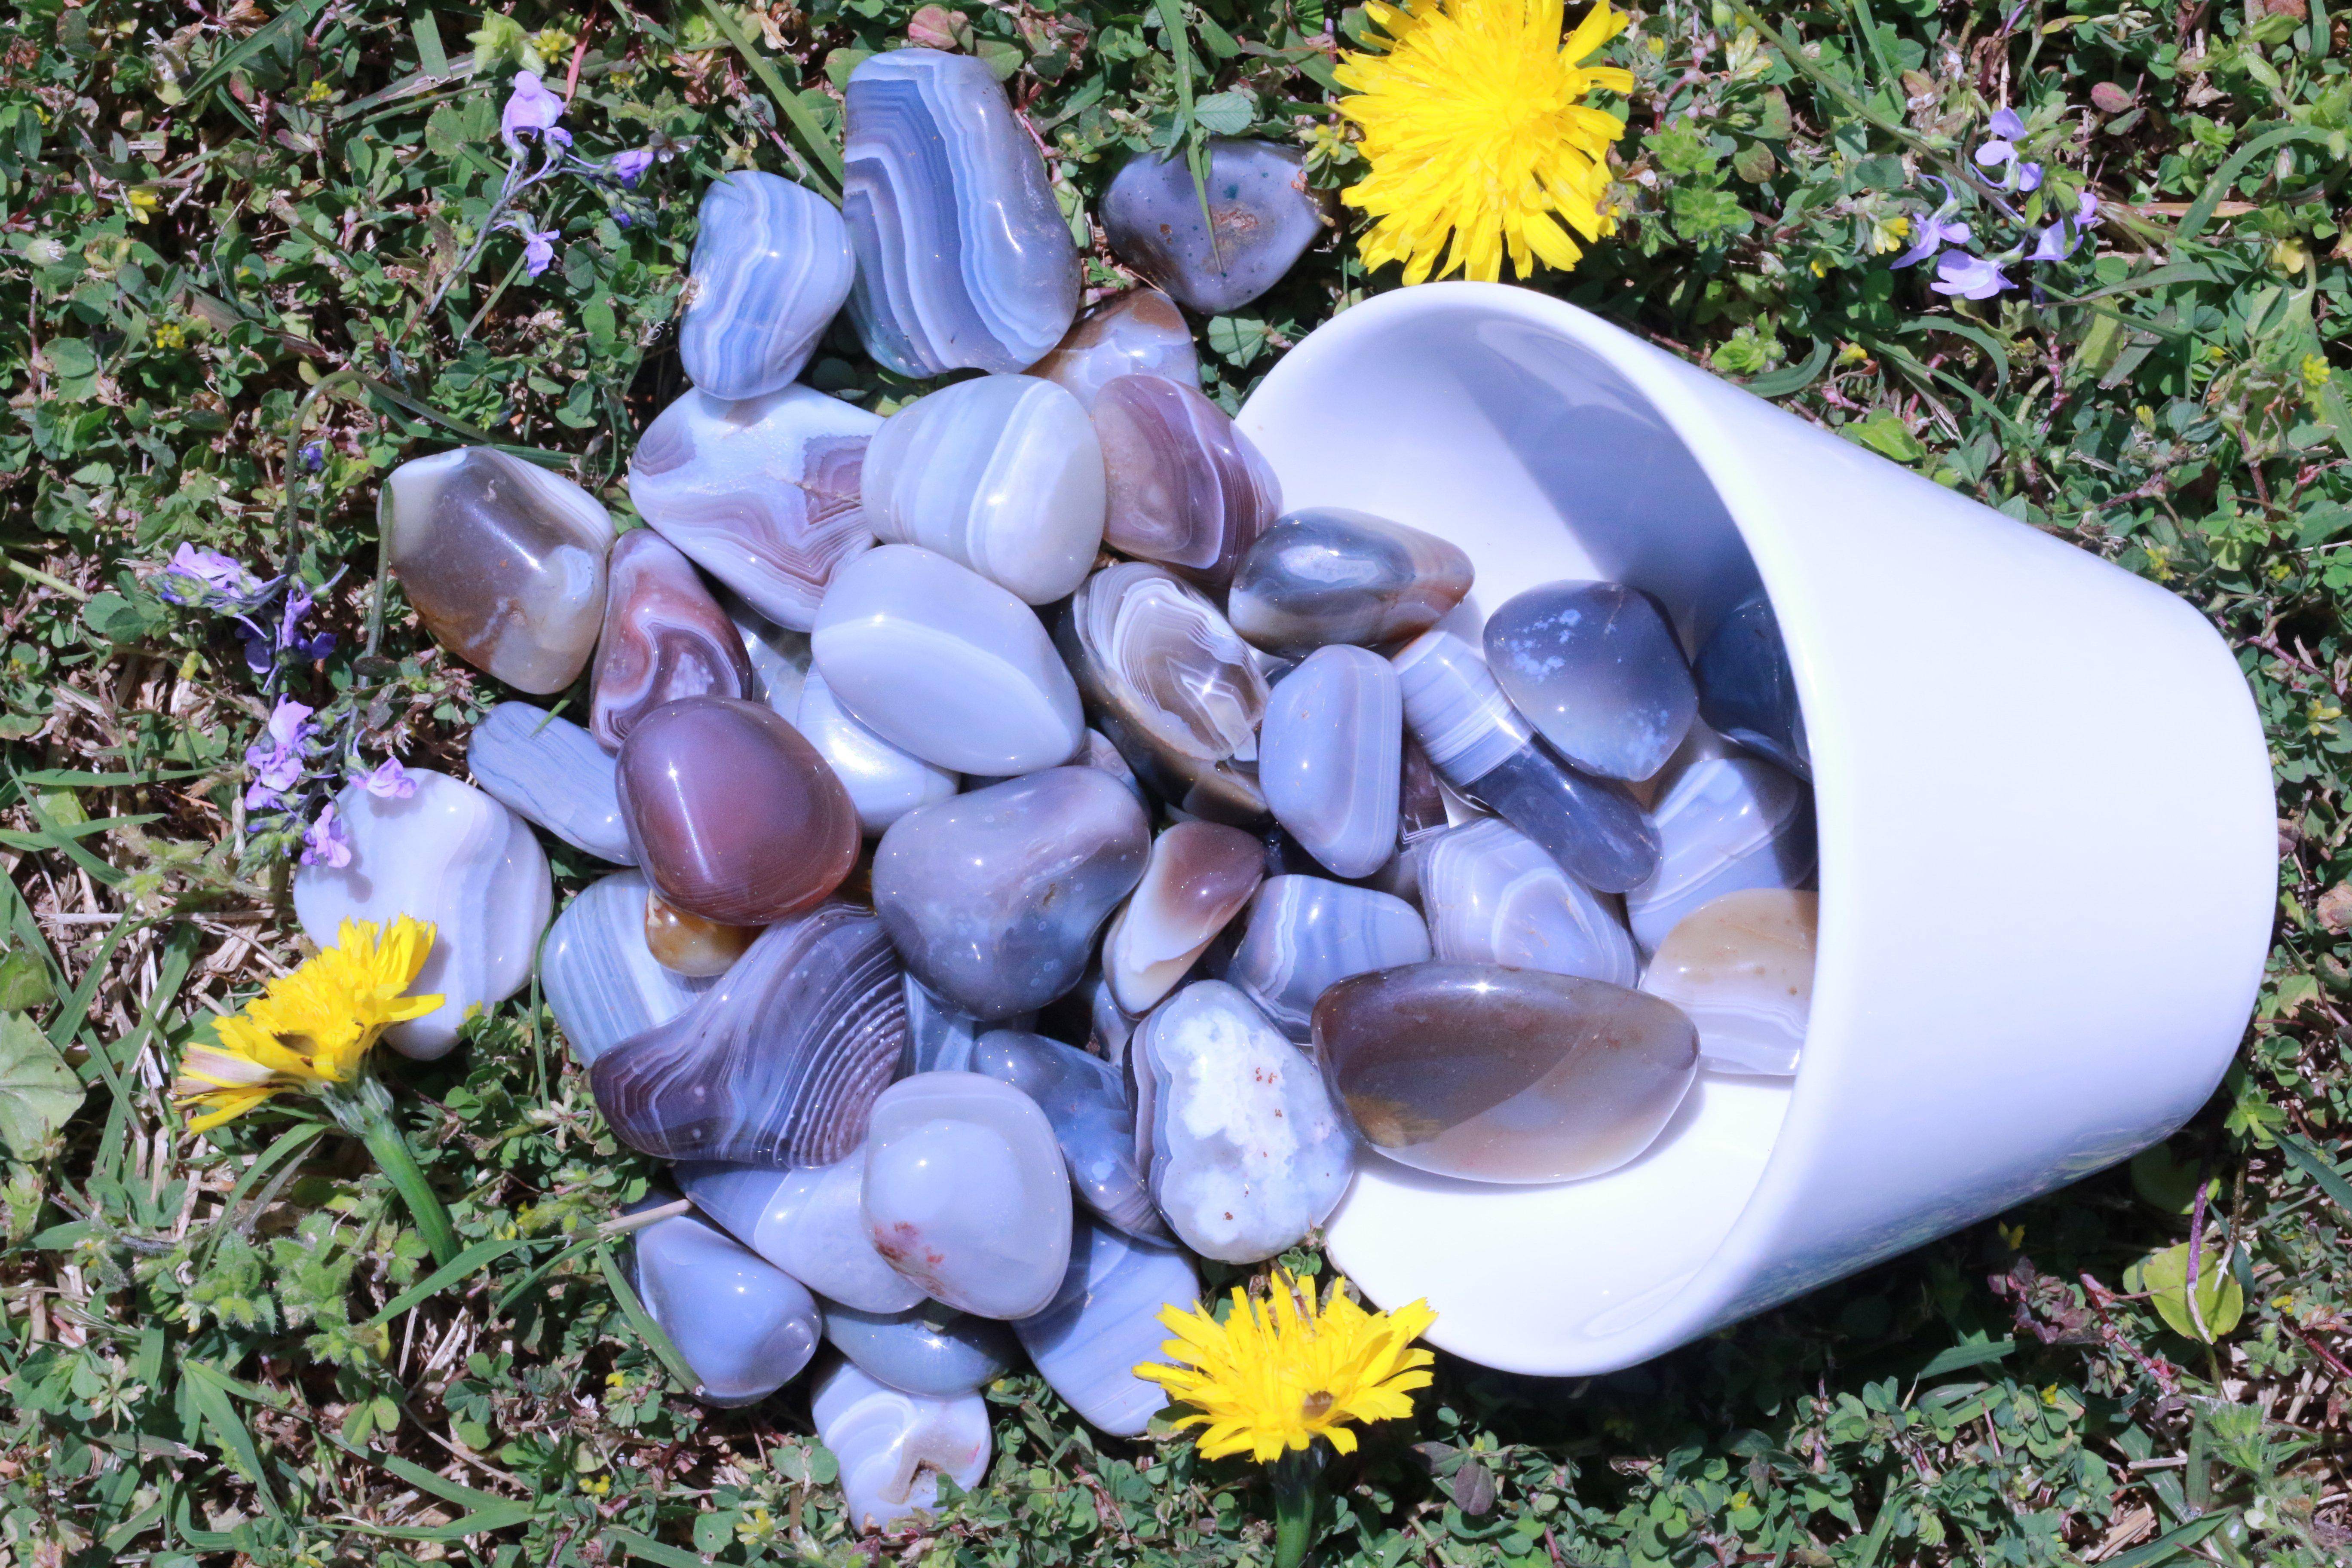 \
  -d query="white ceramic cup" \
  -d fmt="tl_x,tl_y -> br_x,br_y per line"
1235,282 -> 2276,1376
